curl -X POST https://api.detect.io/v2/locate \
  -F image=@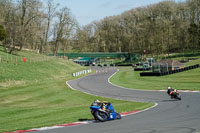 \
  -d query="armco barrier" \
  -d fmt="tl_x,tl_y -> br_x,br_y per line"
140,64 -> 199,76
72,69 -> 92,77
